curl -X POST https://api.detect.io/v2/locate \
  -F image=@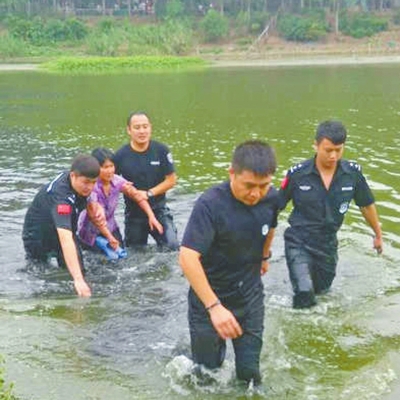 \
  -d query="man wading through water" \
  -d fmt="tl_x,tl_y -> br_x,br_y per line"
113,111 -> 179,251
180,140 -> 280,388
279,120 -> 383,309
23,154 -> 107,297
